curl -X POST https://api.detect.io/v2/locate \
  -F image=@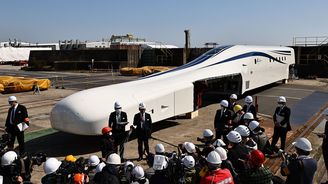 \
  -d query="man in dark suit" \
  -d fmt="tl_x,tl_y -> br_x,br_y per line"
108,101 -> 128,160
214,100 -> 233,142
271,96 -> 291,151
5,96 -> 29,155
133,102 -> 152,161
